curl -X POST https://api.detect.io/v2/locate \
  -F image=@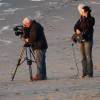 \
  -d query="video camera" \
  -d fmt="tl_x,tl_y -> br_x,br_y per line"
13,25 -> 24,36
13,25 -> 33,47
13,25 -> 30,38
